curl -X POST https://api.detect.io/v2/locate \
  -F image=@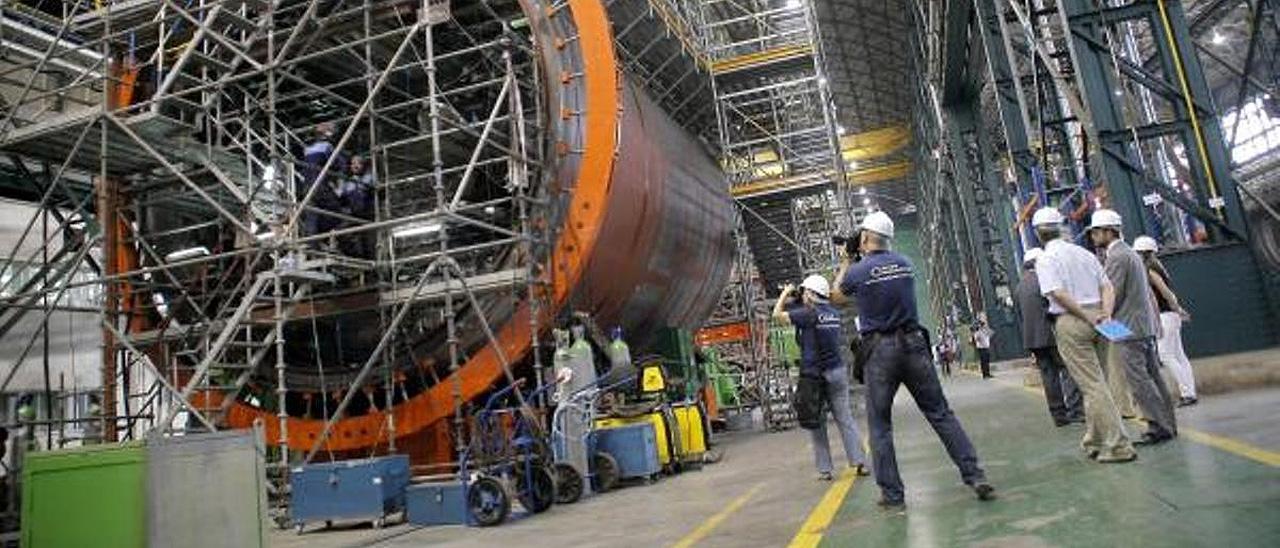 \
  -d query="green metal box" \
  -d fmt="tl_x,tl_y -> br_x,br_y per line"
21,442 -> 146,548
